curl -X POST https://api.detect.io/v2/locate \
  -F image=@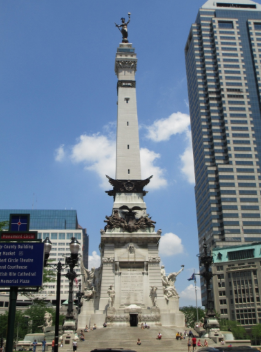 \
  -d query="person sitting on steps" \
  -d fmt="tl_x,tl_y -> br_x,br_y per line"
137,339 -> 141,345
157,332 -> 162,340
